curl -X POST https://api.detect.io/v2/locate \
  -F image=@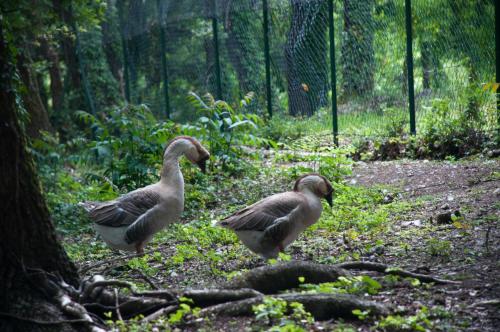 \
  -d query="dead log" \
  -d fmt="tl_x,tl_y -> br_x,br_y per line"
225,261 -> 349,294
200,293 -> 389,320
